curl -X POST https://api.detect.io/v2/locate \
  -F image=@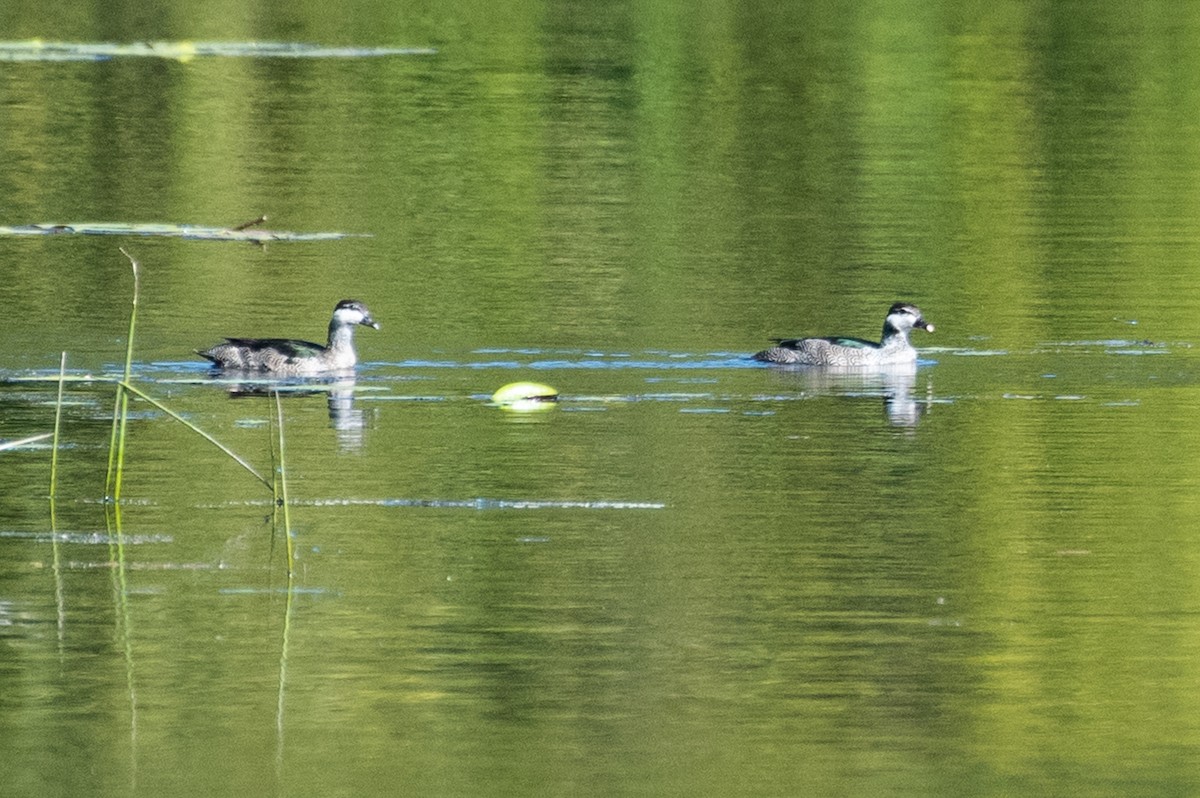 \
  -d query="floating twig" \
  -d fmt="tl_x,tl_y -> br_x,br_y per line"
232,214 -> 268,232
